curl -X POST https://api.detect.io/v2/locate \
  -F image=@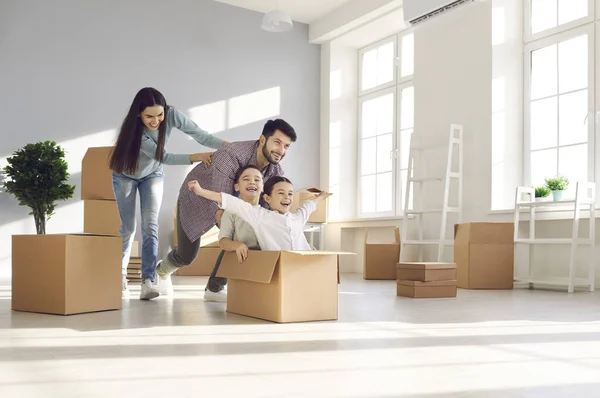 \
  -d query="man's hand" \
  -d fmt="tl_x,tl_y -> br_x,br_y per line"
215,209 -> 224,228
234,242 -> 249,264
314,191 -> 333,202
190,152 -> 215,168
